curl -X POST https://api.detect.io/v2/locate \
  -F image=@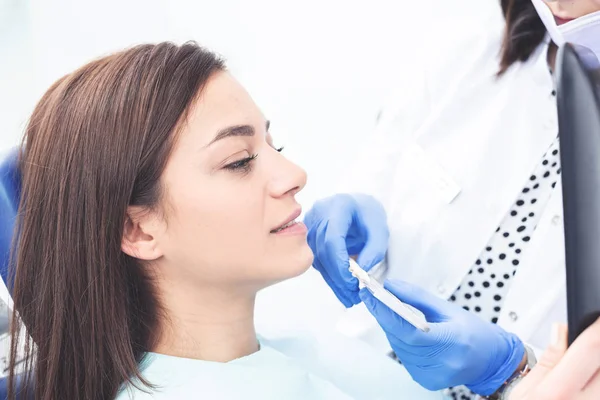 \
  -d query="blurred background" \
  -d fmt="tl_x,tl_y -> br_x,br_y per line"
0,0 -> 503,366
